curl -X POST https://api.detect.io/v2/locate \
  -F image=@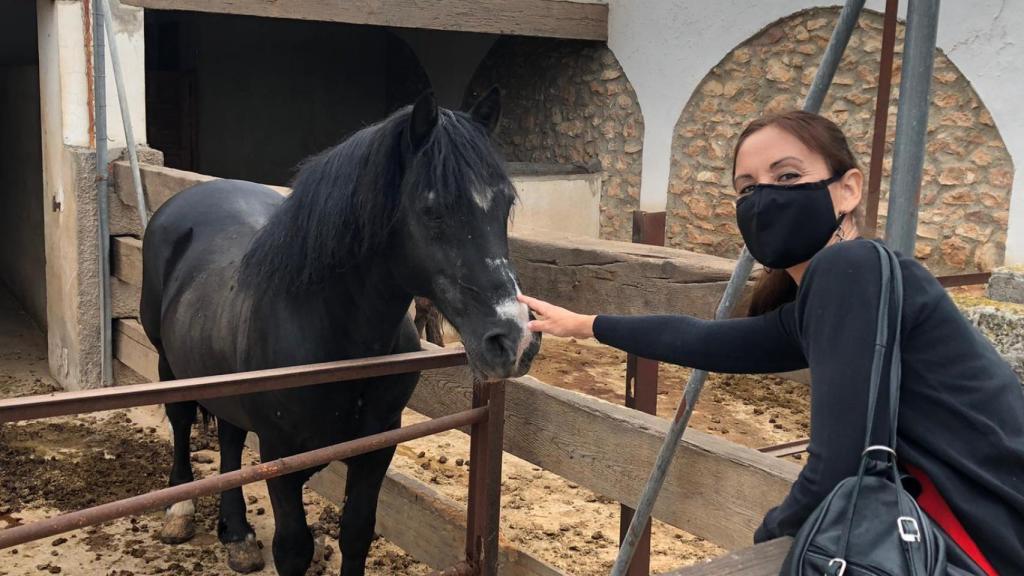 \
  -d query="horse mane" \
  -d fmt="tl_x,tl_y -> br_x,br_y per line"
238,104 -> 513,296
